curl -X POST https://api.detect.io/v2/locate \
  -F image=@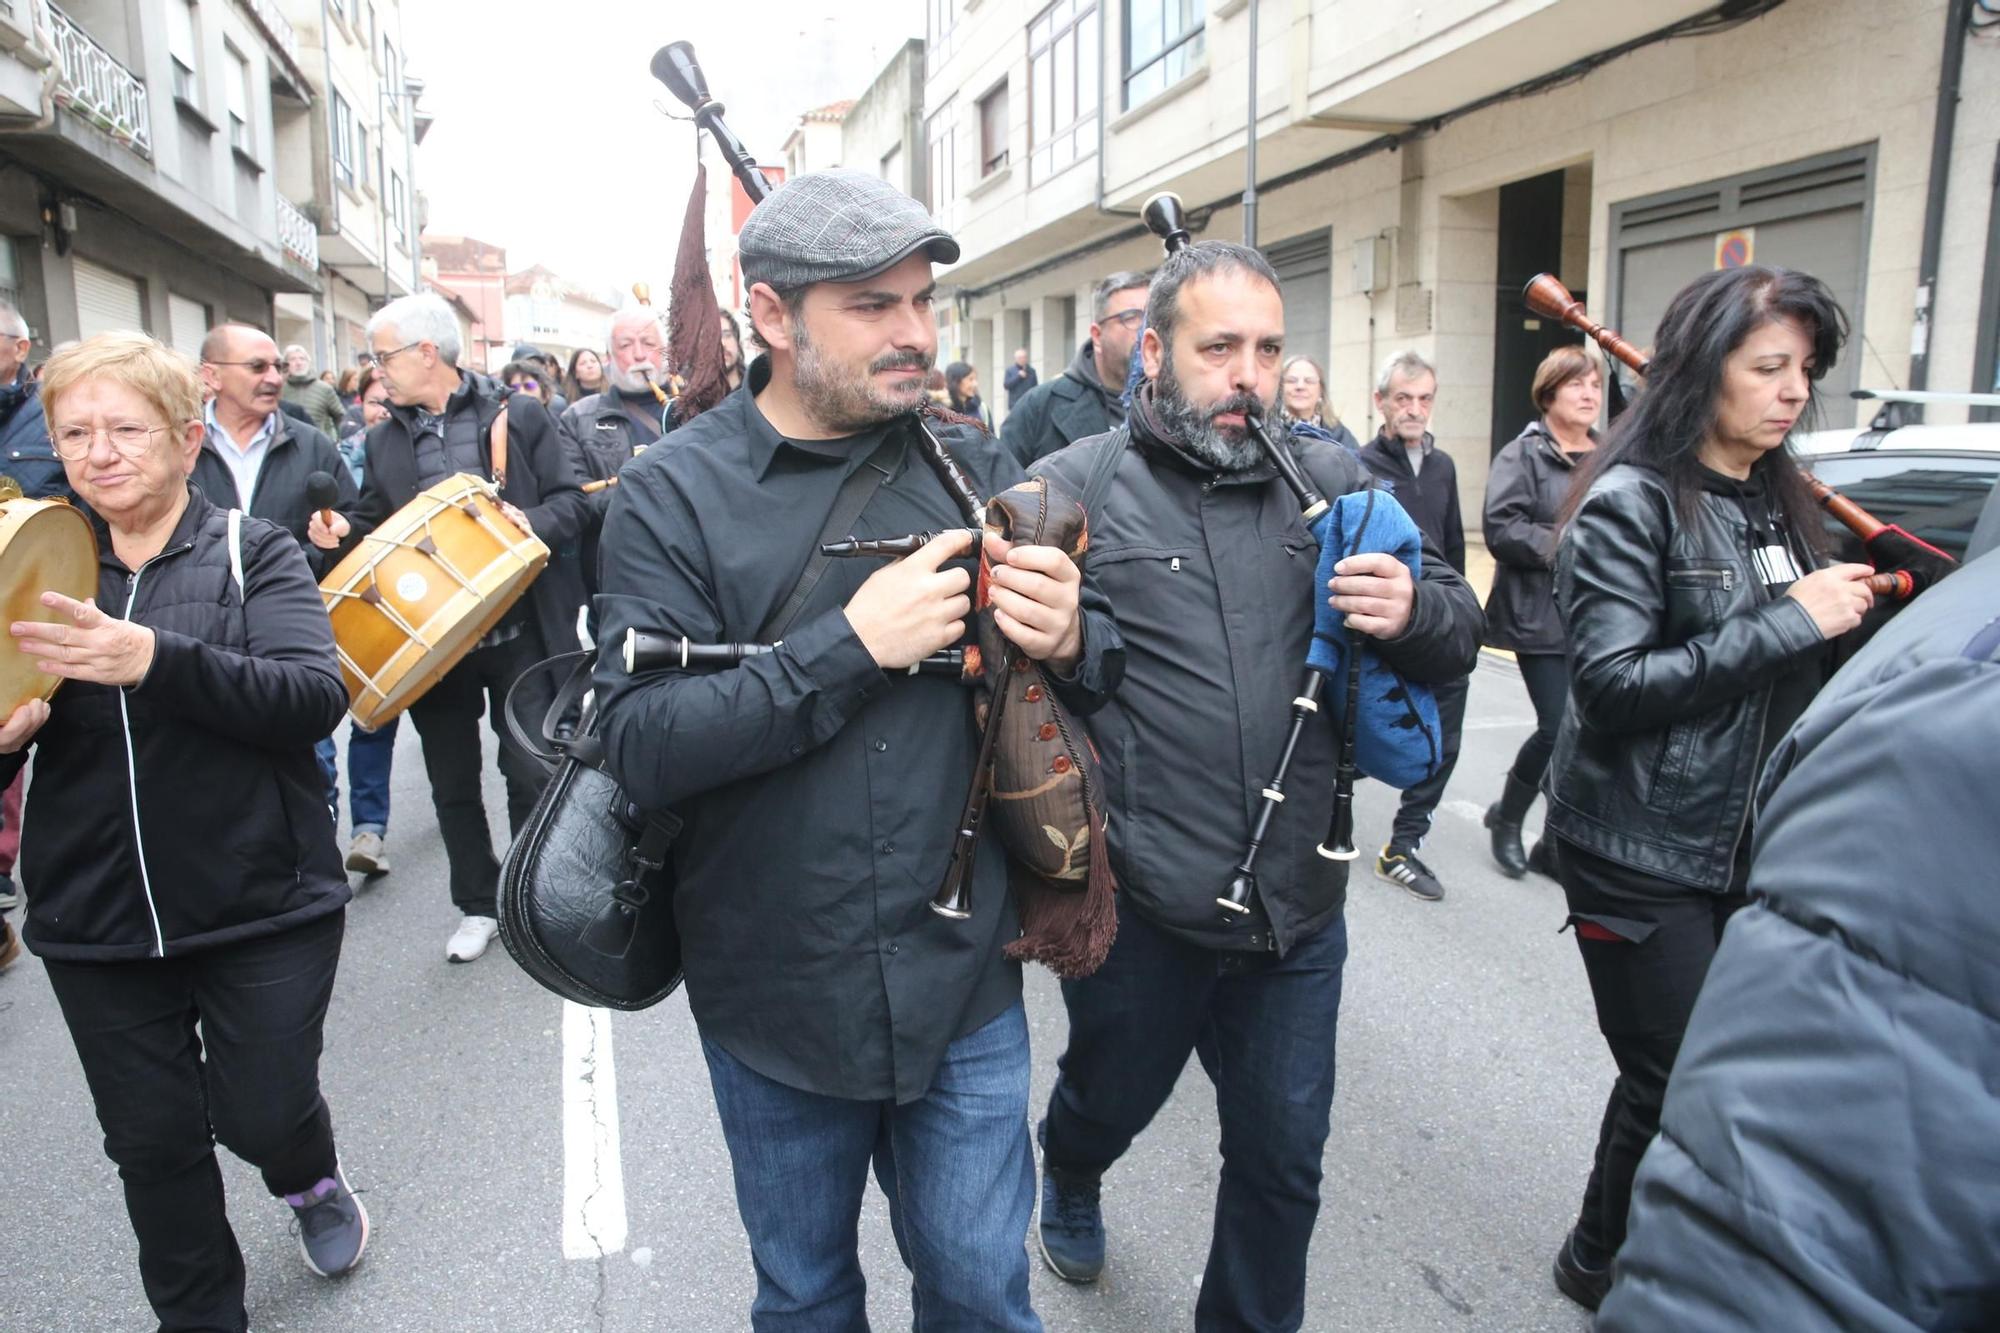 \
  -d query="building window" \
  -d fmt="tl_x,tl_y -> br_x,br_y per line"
384,43 -> 400,120
357,122 -> 370,191
365,3 -> 377,58
389,168 -> 407,245
331,90 -> 356,188
1031,1 -> 1098,183
167,0 -> 199,104
327,0 -> 346,25
977,81 -> 1009,177
880,143 -> 902,187
225,45 -> 251,152
1124,0 -> 1202,108
927,0 -> 957,52
925,99 -> 956,217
